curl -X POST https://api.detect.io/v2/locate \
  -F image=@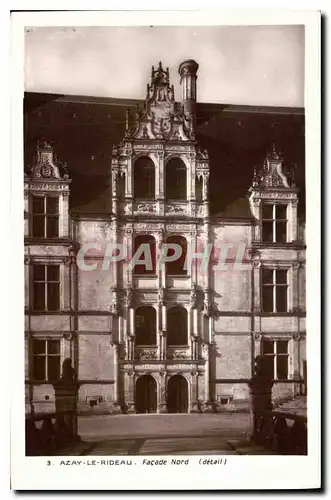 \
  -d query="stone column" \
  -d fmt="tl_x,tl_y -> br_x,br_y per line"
202,172 -> 209,218
157,371 -> 167,413
158,151 -> 165,199
113,343 -> 119,402
254,333 -> 262,357
190,370 -> 200,412
129,307 -> 135,336
197,372 -> 205,411
204,343 -> 210,403
156,233 -> 164,288
191,335 -> 198,360
187,306 -> 192,346
24,257 -> 30,310
124,371 -> 136,413
288,199 -> 298,242
124,228 -> 133,289
193,308 -> 198,336
112,170 -> 118,215
126,156 -> 133,198
112,343 -> 122,413
60,192 -> 70,237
